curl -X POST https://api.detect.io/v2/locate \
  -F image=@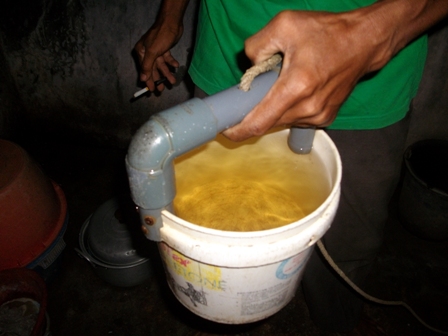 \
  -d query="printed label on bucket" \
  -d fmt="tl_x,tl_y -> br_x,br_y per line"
276,251 -> 311,280
238,280 -> 291,316
159,243 -> 225,293
158,242 -> 312,324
